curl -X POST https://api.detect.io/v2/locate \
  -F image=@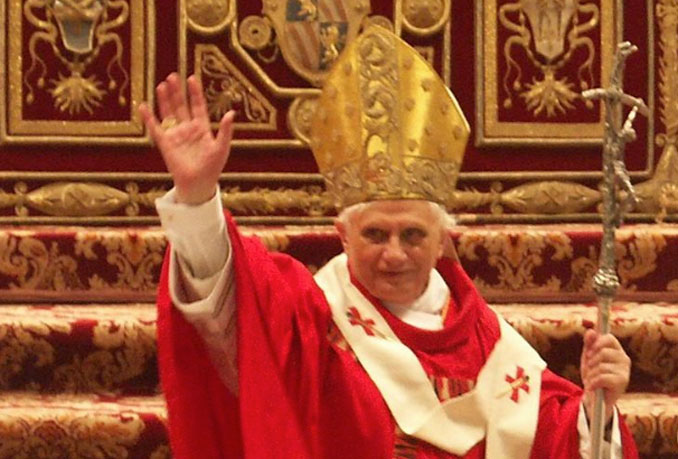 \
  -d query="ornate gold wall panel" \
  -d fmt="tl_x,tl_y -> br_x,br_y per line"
477,0 -> 621,146
195,44 -> 277,131
1,0 -> 155,145
0,172 -> 331,225
0,1 -> 675,225
258,0 -> 370,87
